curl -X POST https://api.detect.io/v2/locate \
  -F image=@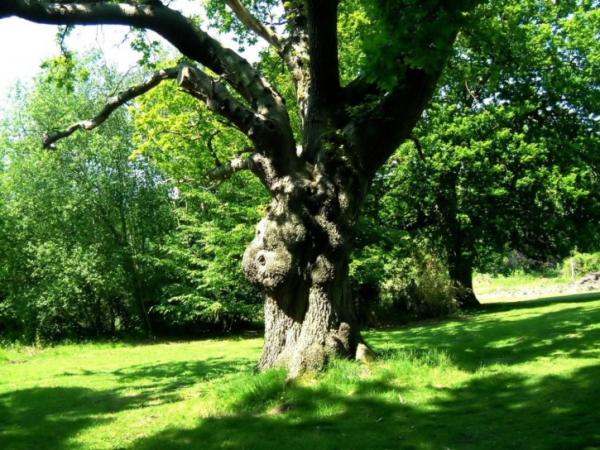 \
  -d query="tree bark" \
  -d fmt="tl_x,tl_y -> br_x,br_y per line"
241,152 -> 370,376
447,249 -> 480,308
257,252 -> 359,377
